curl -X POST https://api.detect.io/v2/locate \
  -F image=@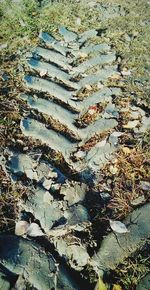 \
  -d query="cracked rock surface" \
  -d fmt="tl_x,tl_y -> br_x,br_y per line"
0,4 -> 150,287
0,235 -> 81,290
